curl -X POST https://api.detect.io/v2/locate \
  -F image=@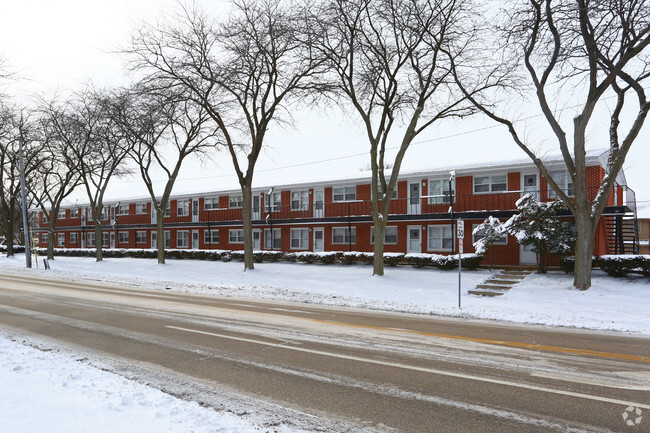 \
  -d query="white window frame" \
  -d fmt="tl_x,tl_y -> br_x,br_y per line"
264,228 -> 282,249
57,233 -> 65,247
42,213 -> 48,224
473,174 -> 508,194
118,231 -> 129,244
102,232 -> 109,248
375,182 -> 397,200
135,203 -> 148,215
101,207 -> 109,221
267,192 -> 282,212
428,178 -> 455,204
70,232 -> 78,244
204,229 -> 219,244
471,224 -> 507,245
164,203 -> 171,217
332,227 -> 356,244
176,200 -> 189,217
135,231 -> 147,244
291,190 -> 310,211
204,197 -> 219,210
427,225 -> 453,251
332,186 -> 356,202
370,226 -> 398,245
58,209 -> 66,219
42,233 -> 48,244
86,232 -> 96,247
229,195 -> 244,209
70,208 -> 79,218
548,171 -> 575,199
163,230 -> 171,248
290,228 -> 309,250
229,229 -> 245,244
177,230 -> 190,248
118,204 -> 129,215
